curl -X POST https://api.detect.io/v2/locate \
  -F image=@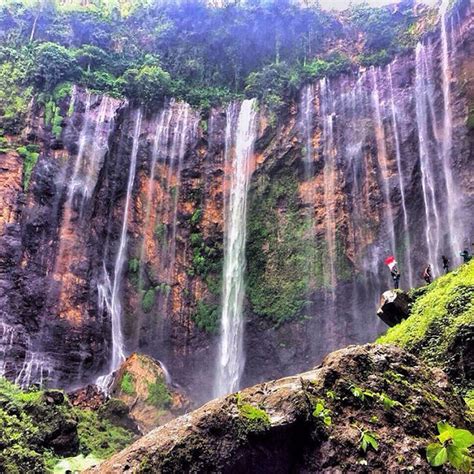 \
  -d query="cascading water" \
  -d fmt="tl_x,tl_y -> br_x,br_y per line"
320,78 -> 338,292
151,102 -> 196,325
388,63 -> 413,288
138,102 -> 173,288
97,109 -> 143,389
439,0 -> 457,257
370,67 -> 397,259
414,42 -> 444,276
214,99 -> 257,398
